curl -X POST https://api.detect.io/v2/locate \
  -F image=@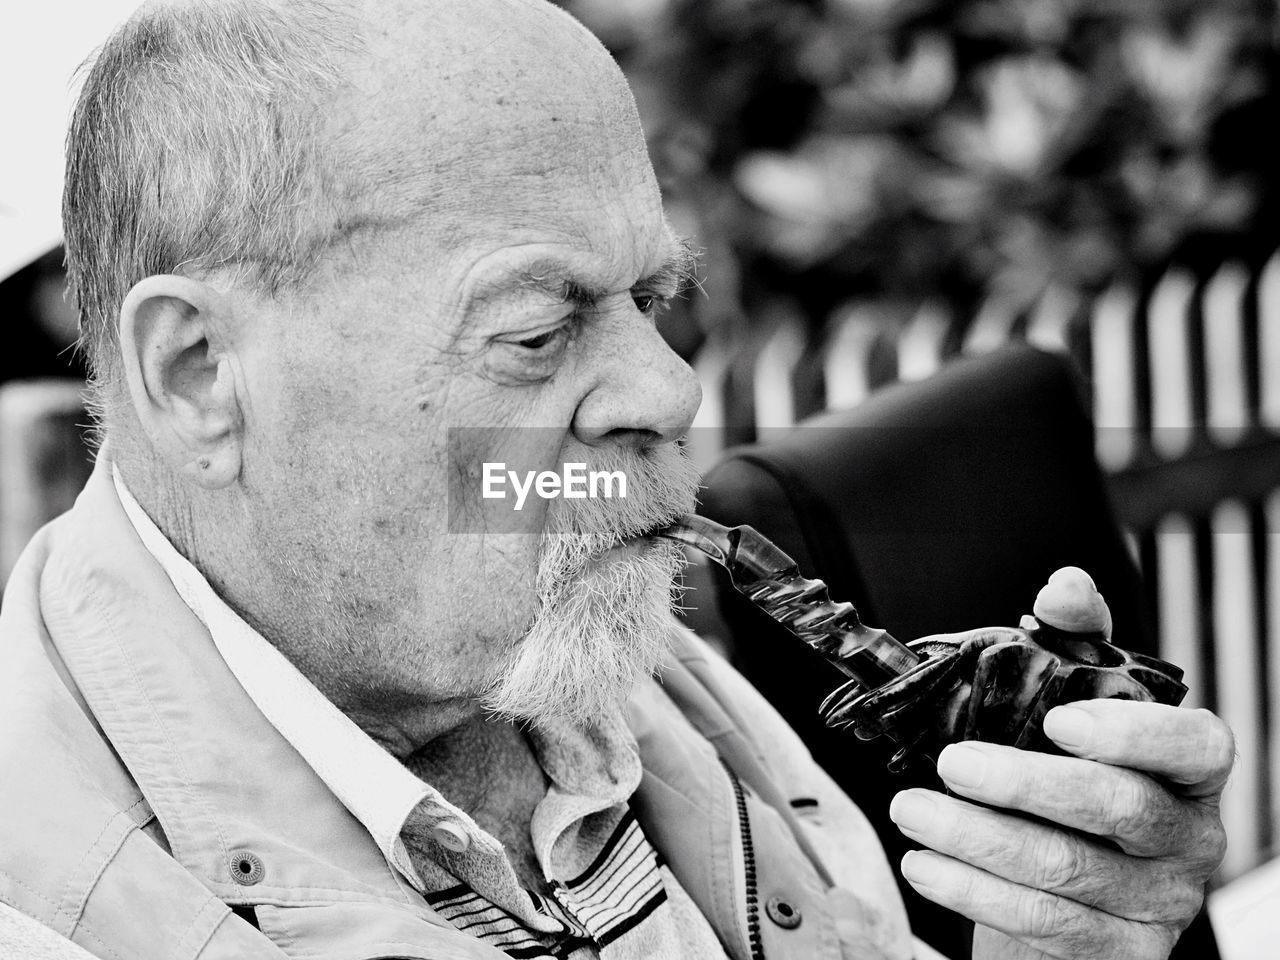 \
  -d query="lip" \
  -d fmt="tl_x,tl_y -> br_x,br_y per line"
581,519 -> 678,566
586,536 -> 653,566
